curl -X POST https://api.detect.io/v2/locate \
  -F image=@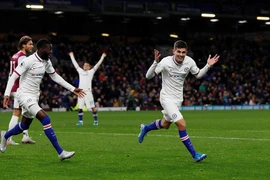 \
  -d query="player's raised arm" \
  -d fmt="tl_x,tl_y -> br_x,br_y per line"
146,49 -> 161,79
93,53 -> 106,71
194,54 -> 219,79
68,52 -> 80,70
